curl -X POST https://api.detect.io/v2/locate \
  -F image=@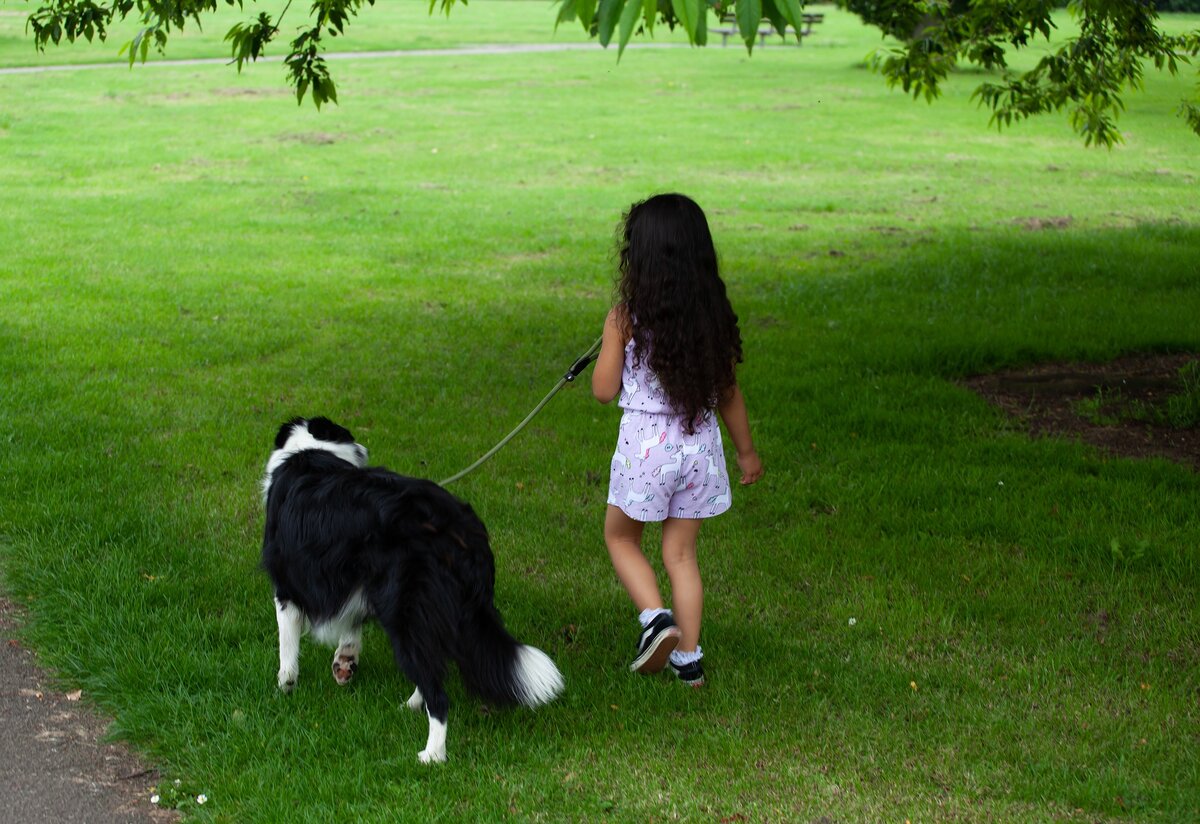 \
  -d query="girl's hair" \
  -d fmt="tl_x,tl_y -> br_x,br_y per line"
617,193 -> 742,430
